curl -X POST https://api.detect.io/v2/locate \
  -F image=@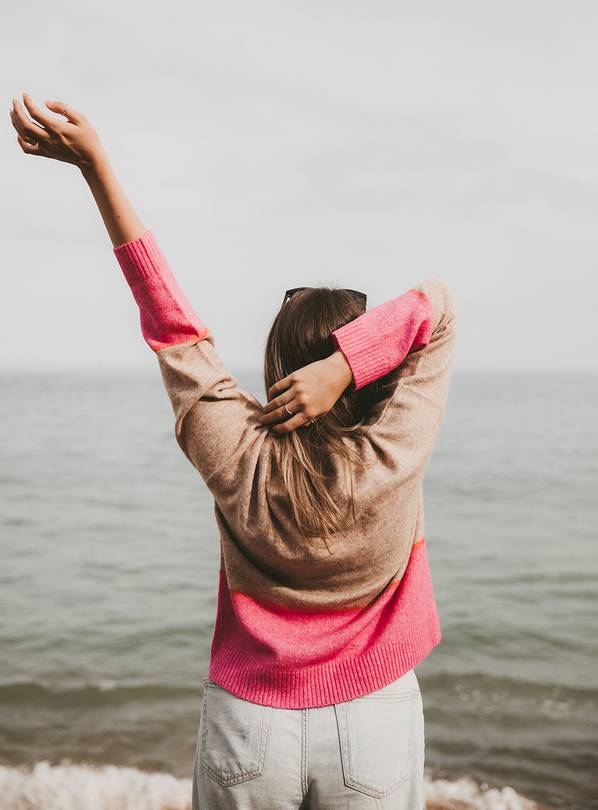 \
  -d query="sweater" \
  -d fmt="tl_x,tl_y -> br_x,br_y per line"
113,229 -> 457,709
